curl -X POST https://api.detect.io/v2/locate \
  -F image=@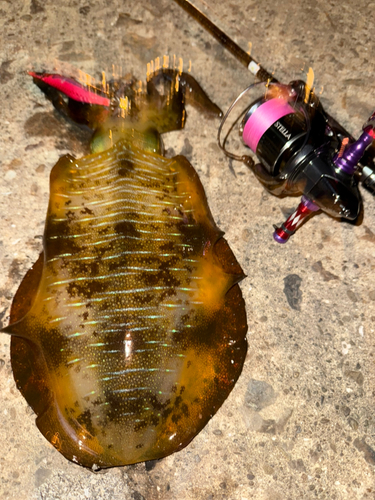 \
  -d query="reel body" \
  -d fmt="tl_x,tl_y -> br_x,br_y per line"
221,80 -> 375,242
